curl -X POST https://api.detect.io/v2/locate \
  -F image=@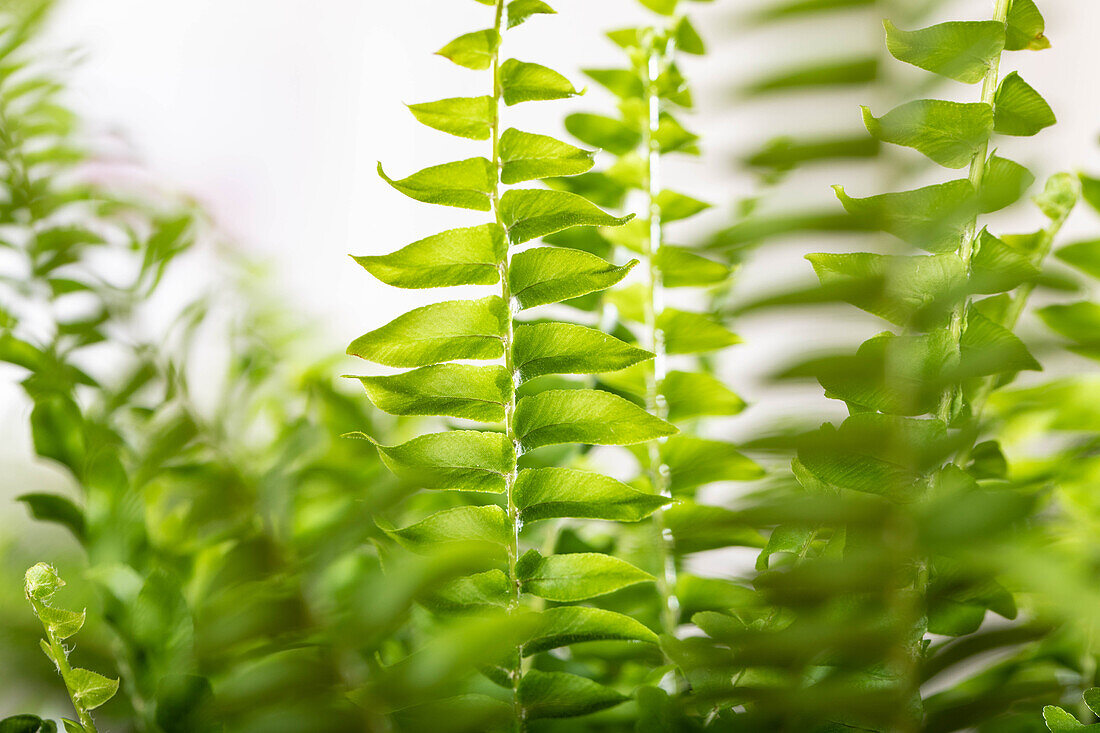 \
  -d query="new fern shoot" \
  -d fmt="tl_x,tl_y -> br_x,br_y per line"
24,564 -> 118,733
